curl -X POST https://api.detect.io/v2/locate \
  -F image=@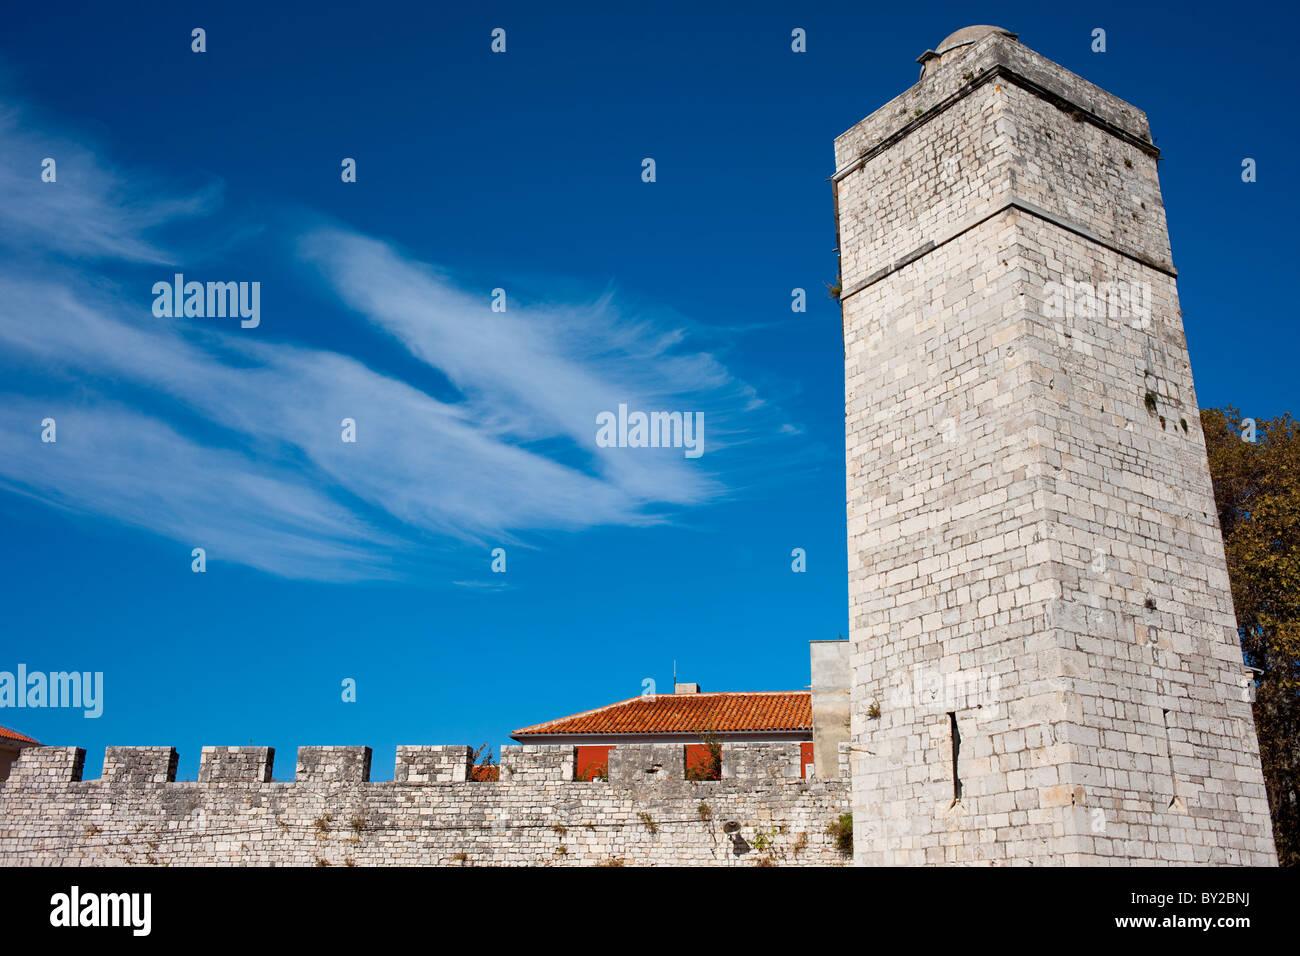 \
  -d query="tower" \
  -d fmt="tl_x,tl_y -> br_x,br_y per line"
836,27 -> 1277,864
